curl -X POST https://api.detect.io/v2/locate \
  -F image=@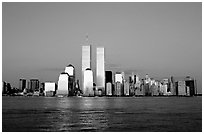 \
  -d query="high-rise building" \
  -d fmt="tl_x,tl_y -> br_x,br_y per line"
57,72 -> 69,97
105,71 -> 112,96
185,76 -> 195,96
19,78 -> 26,92
83,68 -> 94,96
124,82 -> 129,96
30,79 -> 39,92
105,71 -> 112,83
106,82 -> 112,96
115,82 -> 122,96
129,76 -> 133,84
170,76 -> 176,95
44,82 -> 56,97
65,64 -> 75,96
82,45 -> 91,92
96,47 -> 105,95
115,72 -> 123,83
